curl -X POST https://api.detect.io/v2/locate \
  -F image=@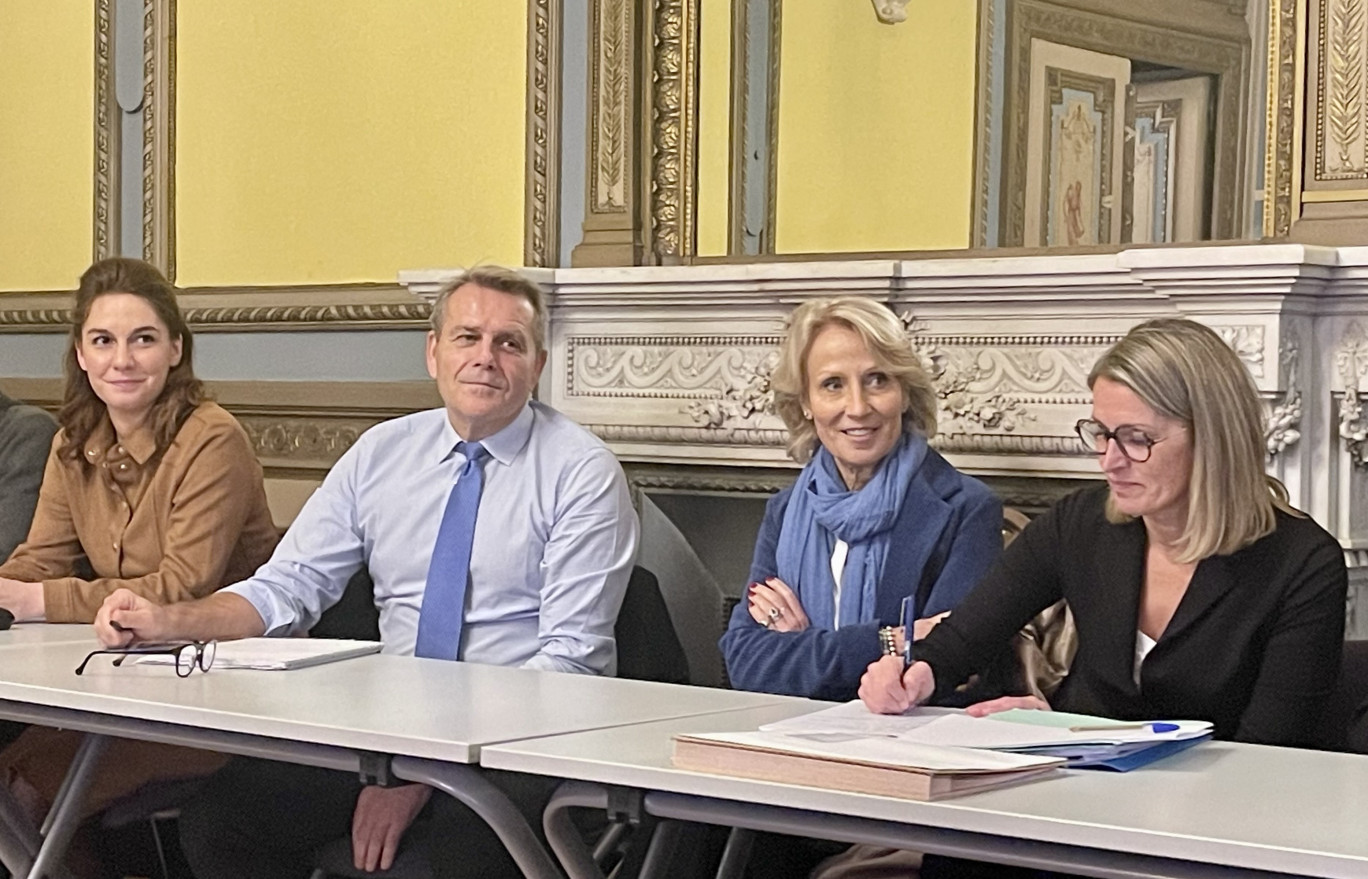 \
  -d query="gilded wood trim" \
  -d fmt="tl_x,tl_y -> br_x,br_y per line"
142,0 -> 175,278
1302,187 -> 1368,200
0,285 -> 429,333
94,0 -> 118,261
648,0 -> 700,261
525,0 -> 563,267
1266,0 -> 1306,236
